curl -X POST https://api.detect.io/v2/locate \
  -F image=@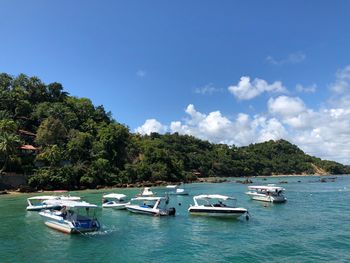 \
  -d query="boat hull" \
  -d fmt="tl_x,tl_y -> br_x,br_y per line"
102,202 -> 129,209
44,220 -> 99,234
188,207 -> 247,218
126,205 -> 175,216
126,205 -> 160,216
246,192 -> 287,203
